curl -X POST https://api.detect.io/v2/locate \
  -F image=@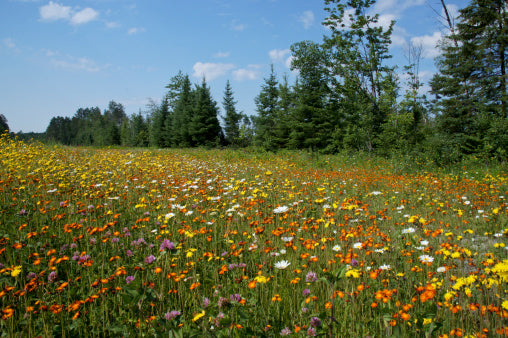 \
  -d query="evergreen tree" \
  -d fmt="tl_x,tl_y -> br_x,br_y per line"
169,74 -> 194,147
289,40 -> 332,151
190,78 -> 222,147
150,97 -> 170,147
273,74 -> 294,149
222,80 -> 242,146
254,65 -> 279,150
322,0 -> 397,152
430,0 -> 507,158
0,114 -> 9,134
